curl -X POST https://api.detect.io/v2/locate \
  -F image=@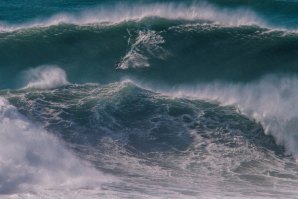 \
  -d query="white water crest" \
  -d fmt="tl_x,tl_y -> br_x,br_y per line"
22,65 -> 69,89
0,2 -> 265,32
132,75 -> 298,159
0,97 -> 113,196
